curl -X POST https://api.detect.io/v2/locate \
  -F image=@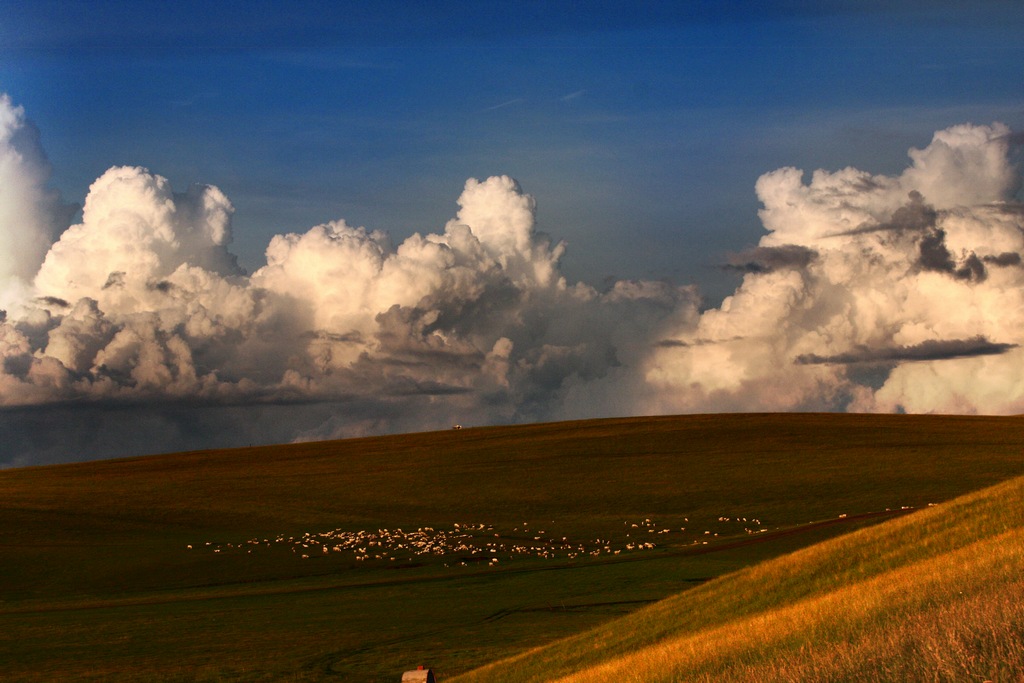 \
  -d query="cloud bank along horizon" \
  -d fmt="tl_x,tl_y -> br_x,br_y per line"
2,91 -> 1023,464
